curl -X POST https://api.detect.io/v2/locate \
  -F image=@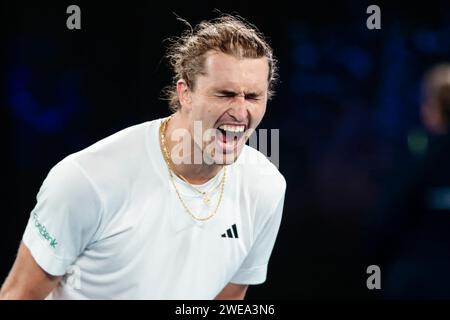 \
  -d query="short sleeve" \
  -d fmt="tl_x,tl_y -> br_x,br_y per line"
22,158 -> 103,276
231,188 -> 286,285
